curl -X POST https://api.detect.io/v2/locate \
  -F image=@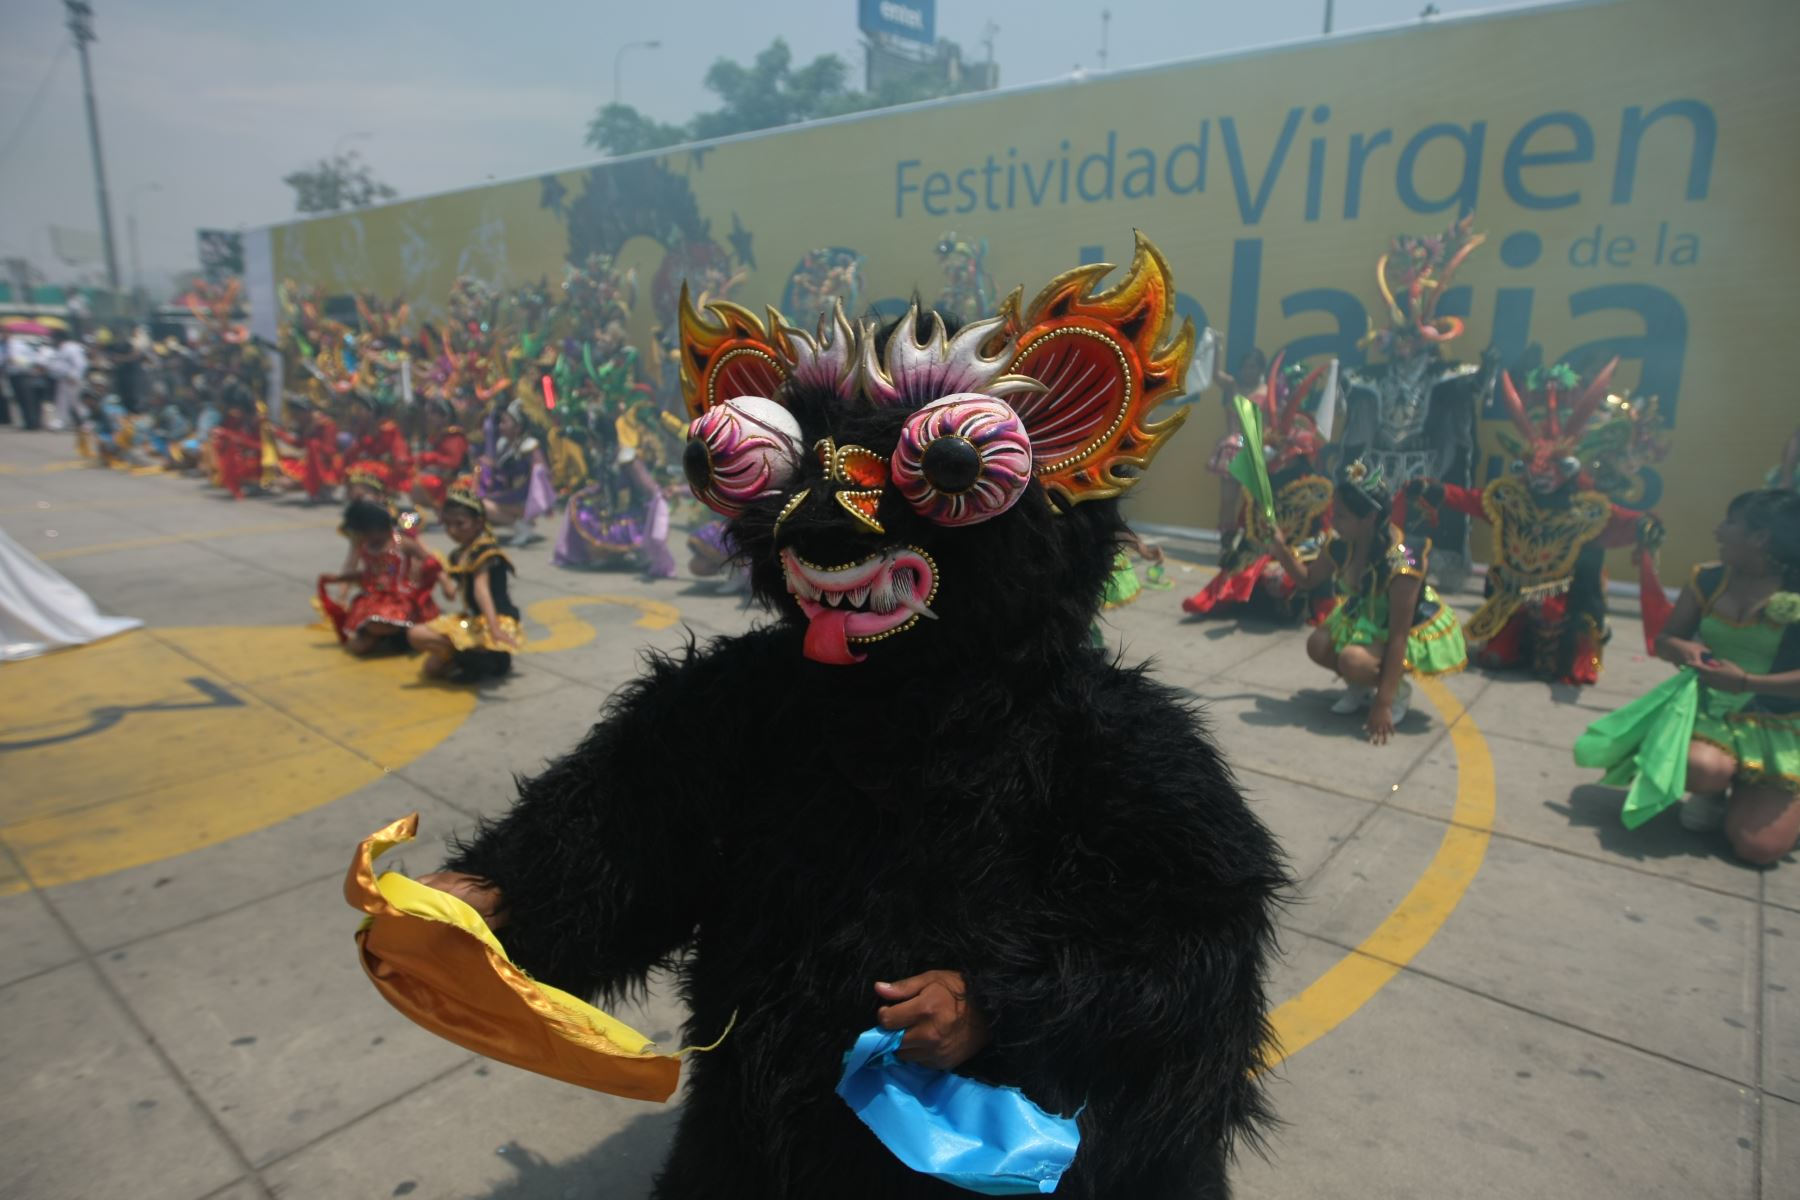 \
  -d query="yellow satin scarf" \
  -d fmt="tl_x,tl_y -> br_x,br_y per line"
346,814 -> 728,1101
